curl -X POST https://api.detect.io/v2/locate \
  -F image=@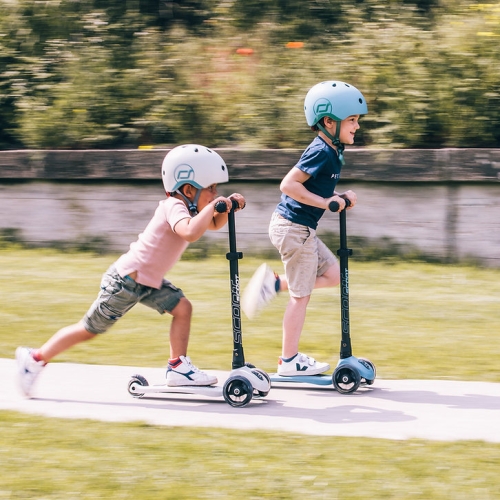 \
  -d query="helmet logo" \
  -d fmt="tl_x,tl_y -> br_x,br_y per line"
314,98 -> 332,117
174,163 -> 195,183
